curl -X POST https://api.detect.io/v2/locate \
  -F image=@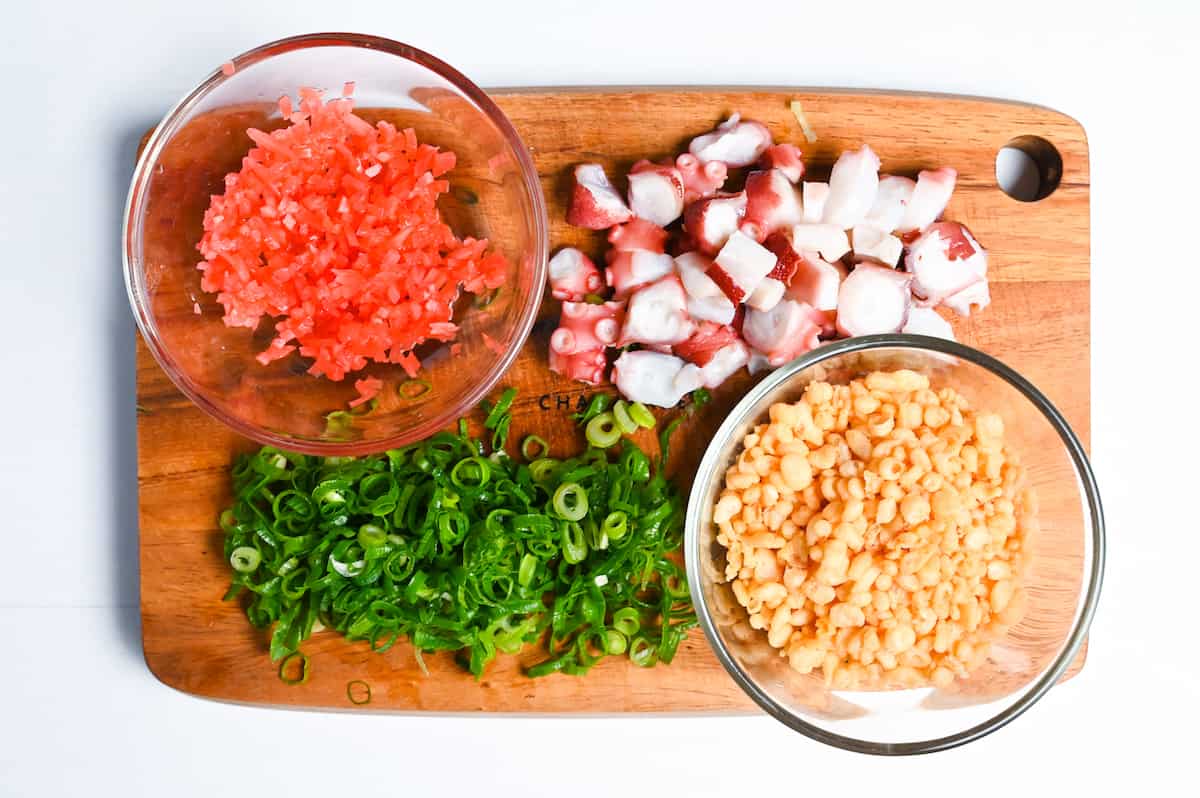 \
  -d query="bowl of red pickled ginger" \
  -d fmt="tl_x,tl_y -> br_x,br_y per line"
124,33 -> 548,454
